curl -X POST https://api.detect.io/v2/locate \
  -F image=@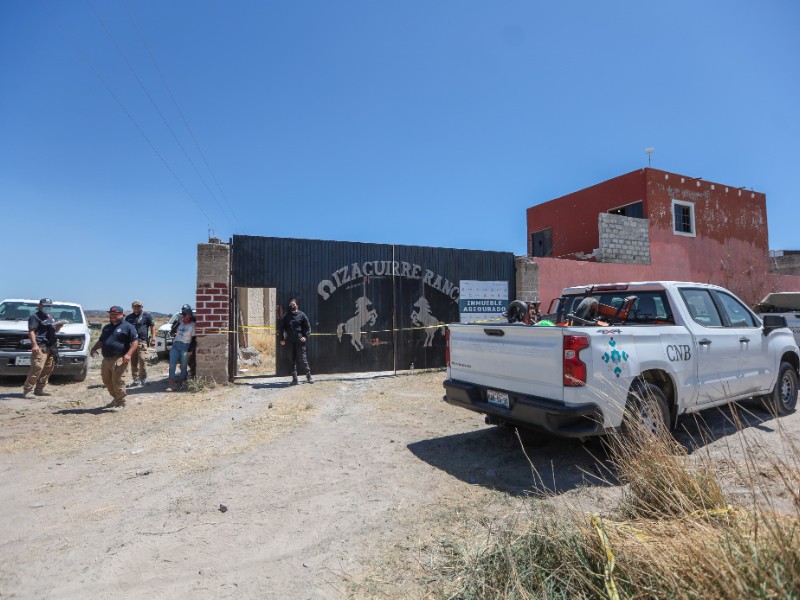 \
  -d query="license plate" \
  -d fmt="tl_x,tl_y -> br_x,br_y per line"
15,356 -> 31,366
487,389 -> 510,409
